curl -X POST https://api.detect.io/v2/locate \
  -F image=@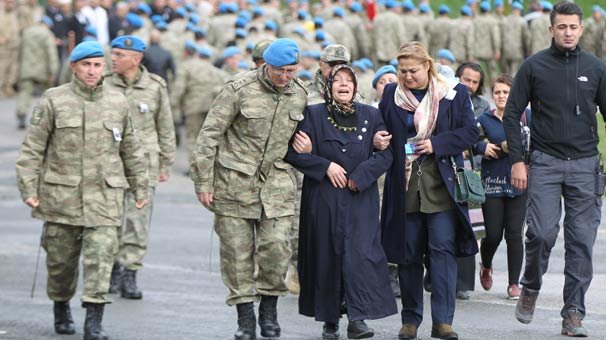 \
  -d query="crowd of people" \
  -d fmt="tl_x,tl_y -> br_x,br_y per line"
9,0 -> 606,339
